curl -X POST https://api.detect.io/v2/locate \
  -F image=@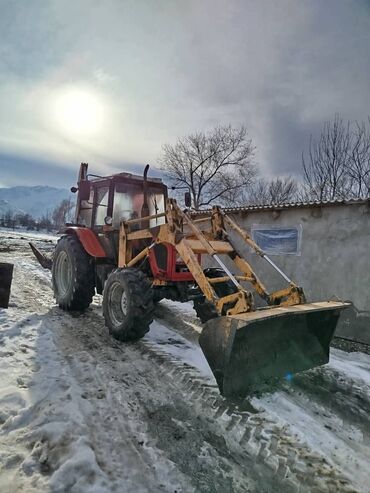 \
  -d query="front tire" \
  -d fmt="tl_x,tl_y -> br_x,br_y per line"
52,234 -> 95,311
103,268 -> 154,341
